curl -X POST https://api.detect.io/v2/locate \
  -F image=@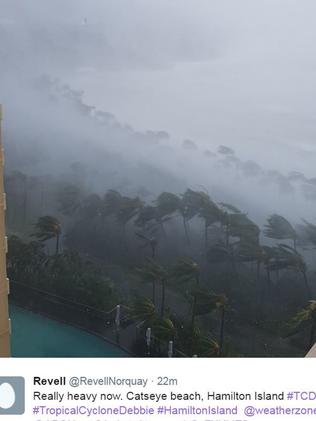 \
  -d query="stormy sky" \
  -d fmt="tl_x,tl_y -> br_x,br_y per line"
1,0 -> 316,221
